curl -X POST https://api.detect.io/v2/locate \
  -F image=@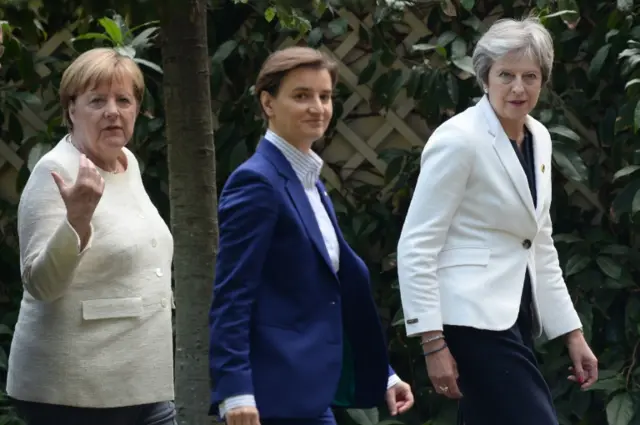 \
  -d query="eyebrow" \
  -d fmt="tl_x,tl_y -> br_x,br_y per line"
291,87 -> 332,93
